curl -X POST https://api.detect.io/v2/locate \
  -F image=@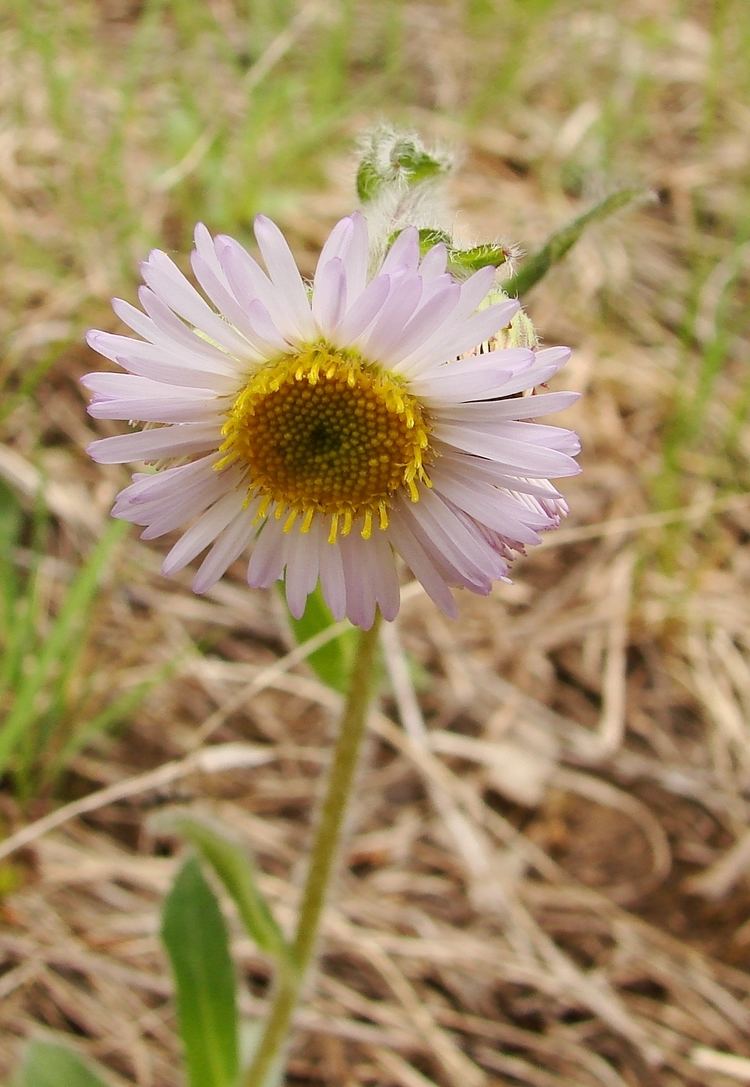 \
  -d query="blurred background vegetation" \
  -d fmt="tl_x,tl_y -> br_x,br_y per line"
1,1 -> 749,1085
